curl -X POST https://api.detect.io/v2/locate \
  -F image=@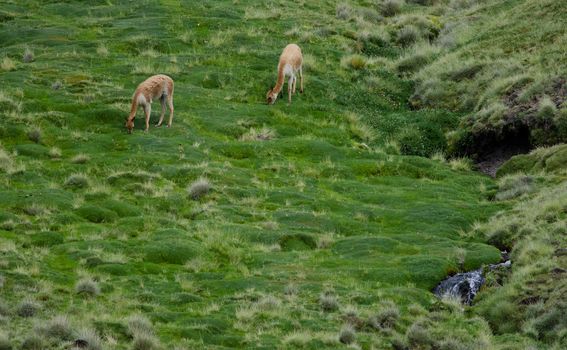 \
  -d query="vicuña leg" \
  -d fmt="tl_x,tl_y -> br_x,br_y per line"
288,76 -> 293,104
299,67 -> 304,94
143,103 -> 151,132
157,95 -> 166,127
167,94 -> 174,127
